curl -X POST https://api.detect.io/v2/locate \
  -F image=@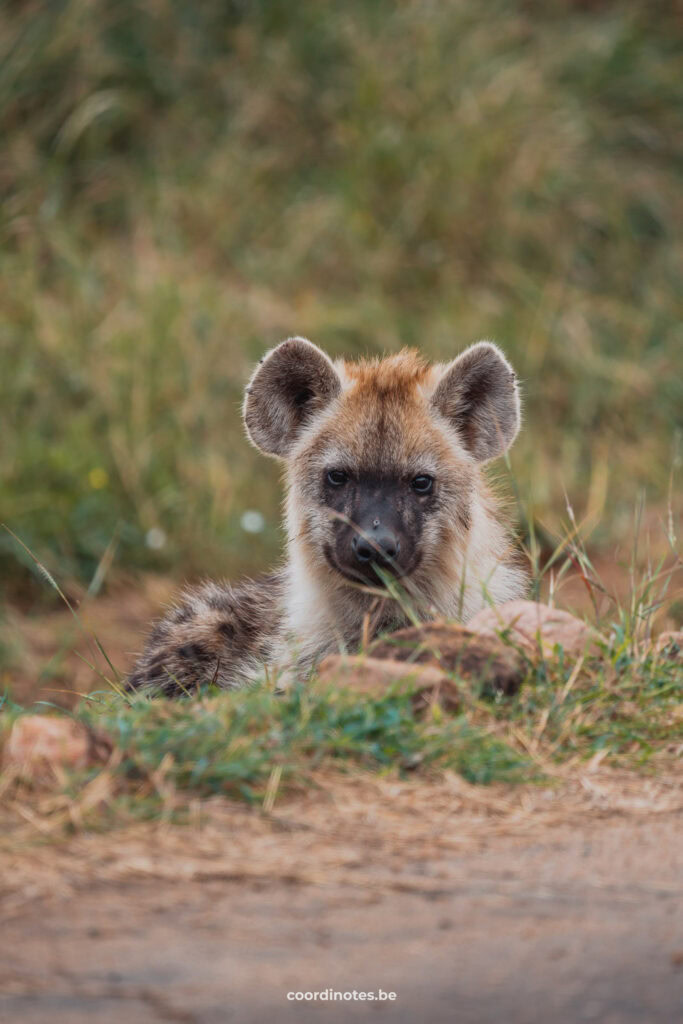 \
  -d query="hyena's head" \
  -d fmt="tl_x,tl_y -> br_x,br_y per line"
243,338 -> 520,591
